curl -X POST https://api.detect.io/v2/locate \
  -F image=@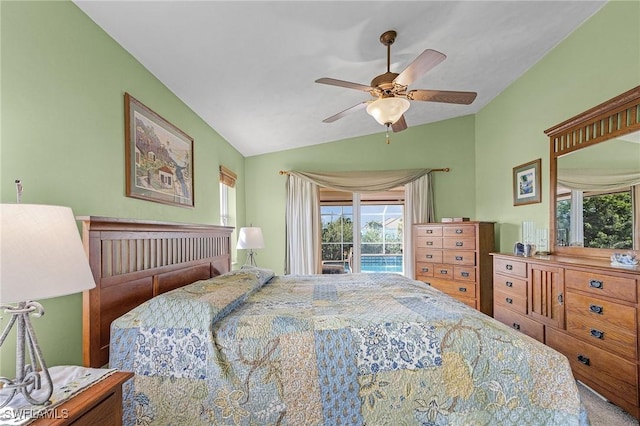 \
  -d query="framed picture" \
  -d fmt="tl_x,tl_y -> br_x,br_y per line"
512,158 -> 541,206
125,93 -> 194,207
